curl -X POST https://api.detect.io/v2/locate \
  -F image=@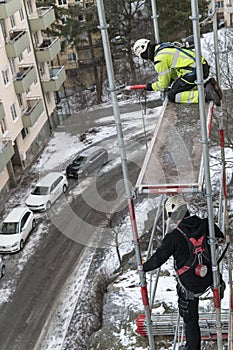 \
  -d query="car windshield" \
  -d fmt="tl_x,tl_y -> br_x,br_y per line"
73,156 -> 87,165
1,222 -> 19,234
31,186 -> 49,195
